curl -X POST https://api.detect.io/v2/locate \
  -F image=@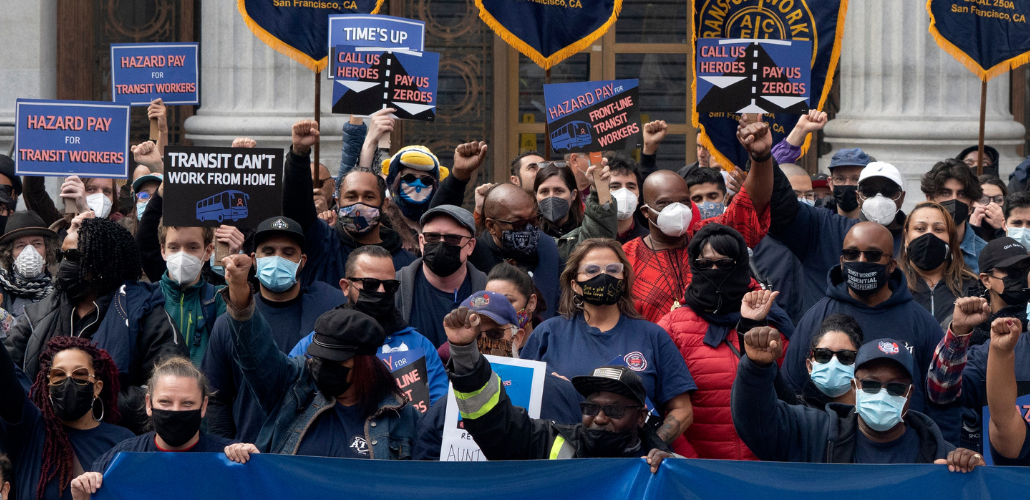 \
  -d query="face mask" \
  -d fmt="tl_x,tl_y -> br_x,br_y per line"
309,357 -> 352,400
906,233 -> 949,271
833,185 -> 859,212
854,386 -> 907,432
136,201 -> 149,220
516,308 -> 532,329
1008,227 -> 1030,249
150,408 -> 202,447
256,256 -> 299,293
648,203 -> 693,238
612,188 -> 638,221
353,287 -> 396,319
580,428 -> 639,457
575,274 -> 625,306
209,252 -> 225,277
398,178 -> 433,206
798,197 -> 815,207
57,260 -> 92,299
501,225 -> 540,258
691,267 -> 750,314
809,357 -> 854,398
477,335 -> 513,357
841,261 -> 889,297
338,202 -> 381,235
998,275 -> 1030,306
539,196 -> 571,223
697,201 -> 726,220
49,380 -> 96,422
13,244 -> 45,279
861,194 -> 898,226
166,252 -> 204,285
940,199 -> 970,224
423,241 -> 465,277
86,193 -> 112,219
